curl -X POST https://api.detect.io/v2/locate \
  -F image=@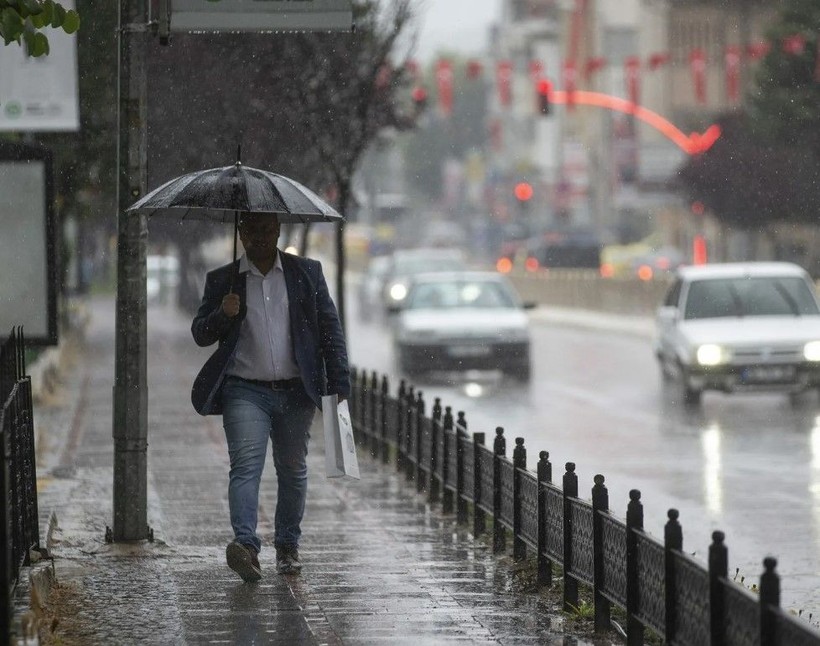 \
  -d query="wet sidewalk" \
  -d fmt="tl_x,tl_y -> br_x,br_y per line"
28,297 -> 608,645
